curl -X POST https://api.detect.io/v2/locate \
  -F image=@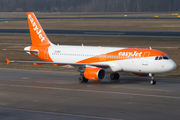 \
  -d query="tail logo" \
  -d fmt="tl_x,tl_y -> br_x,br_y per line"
28,14 -> 45,43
